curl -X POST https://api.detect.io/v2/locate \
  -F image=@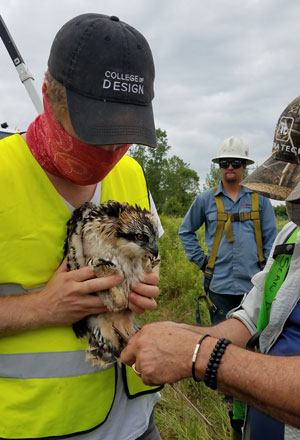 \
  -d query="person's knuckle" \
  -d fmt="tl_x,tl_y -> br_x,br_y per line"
152,286 -> 159,298
150,300 -> 157,310
63,272 -> 73,283
153,273 -> 160,283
